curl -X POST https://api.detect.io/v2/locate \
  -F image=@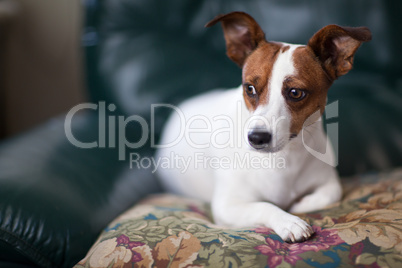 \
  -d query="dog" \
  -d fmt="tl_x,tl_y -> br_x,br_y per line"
155,12 -> 371,243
